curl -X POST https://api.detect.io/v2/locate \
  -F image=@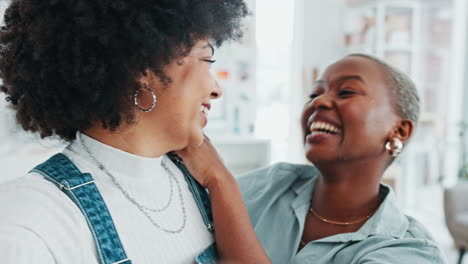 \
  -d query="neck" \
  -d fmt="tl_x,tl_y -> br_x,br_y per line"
312,158 -> 386,219
83,122 -> 173,158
